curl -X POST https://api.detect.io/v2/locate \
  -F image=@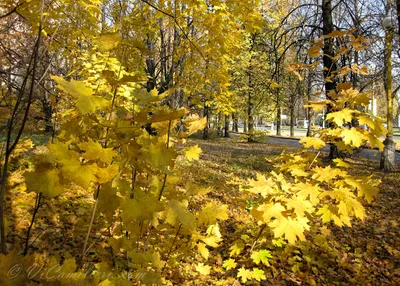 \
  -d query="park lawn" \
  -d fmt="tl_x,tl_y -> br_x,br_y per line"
4,136 -> 400,285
